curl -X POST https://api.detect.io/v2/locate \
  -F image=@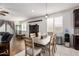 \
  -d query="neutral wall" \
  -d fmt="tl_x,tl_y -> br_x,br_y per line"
63,10 -> 74,47
26,17 -> 47,37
